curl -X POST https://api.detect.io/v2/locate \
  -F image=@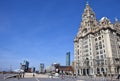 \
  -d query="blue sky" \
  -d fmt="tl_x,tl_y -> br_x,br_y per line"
0,0 -> 120,71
